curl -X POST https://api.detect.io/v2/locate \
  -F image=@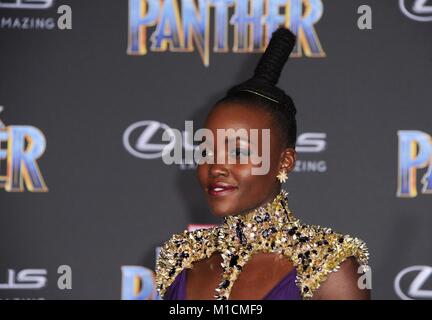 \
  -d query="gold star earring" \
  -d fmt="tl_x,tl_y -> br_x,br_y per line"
276,169 -> 288,183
